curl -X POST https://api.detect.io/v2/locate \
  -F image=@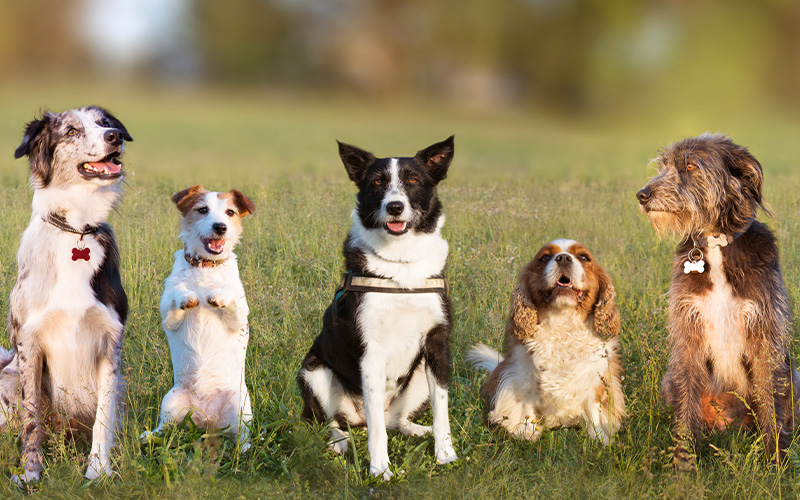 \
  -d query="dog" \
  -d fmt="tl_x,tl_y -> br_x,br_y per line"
467,239 -> 625,444
0,106 -> 132,483
636,133 -> 799,469
297,136 -> 459,480
141,185 -> 255,451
